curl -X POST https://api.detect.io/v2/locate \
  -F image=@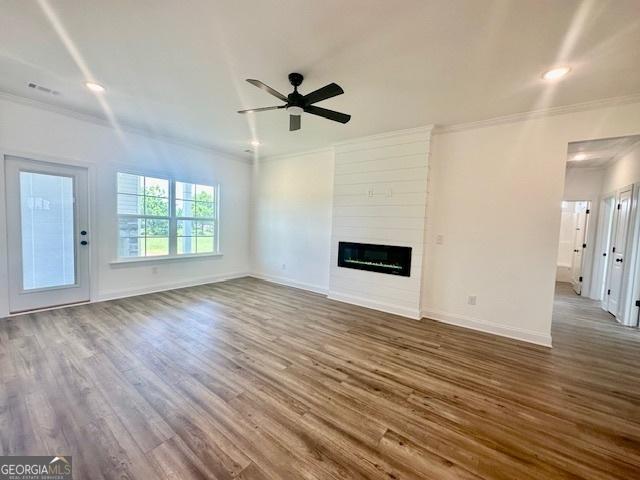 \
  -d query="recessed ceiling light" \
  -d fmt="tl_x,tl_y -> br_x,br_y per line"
542,67 -> 571,81
573,153 -> 587,161
250,140 -> 260,147
85,81 -> 105,93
